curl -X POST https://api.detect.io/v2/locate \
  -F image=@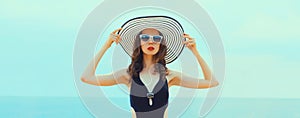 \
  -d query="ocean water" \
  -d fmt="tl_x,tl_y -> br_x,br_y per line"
1,97 -> 299,118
